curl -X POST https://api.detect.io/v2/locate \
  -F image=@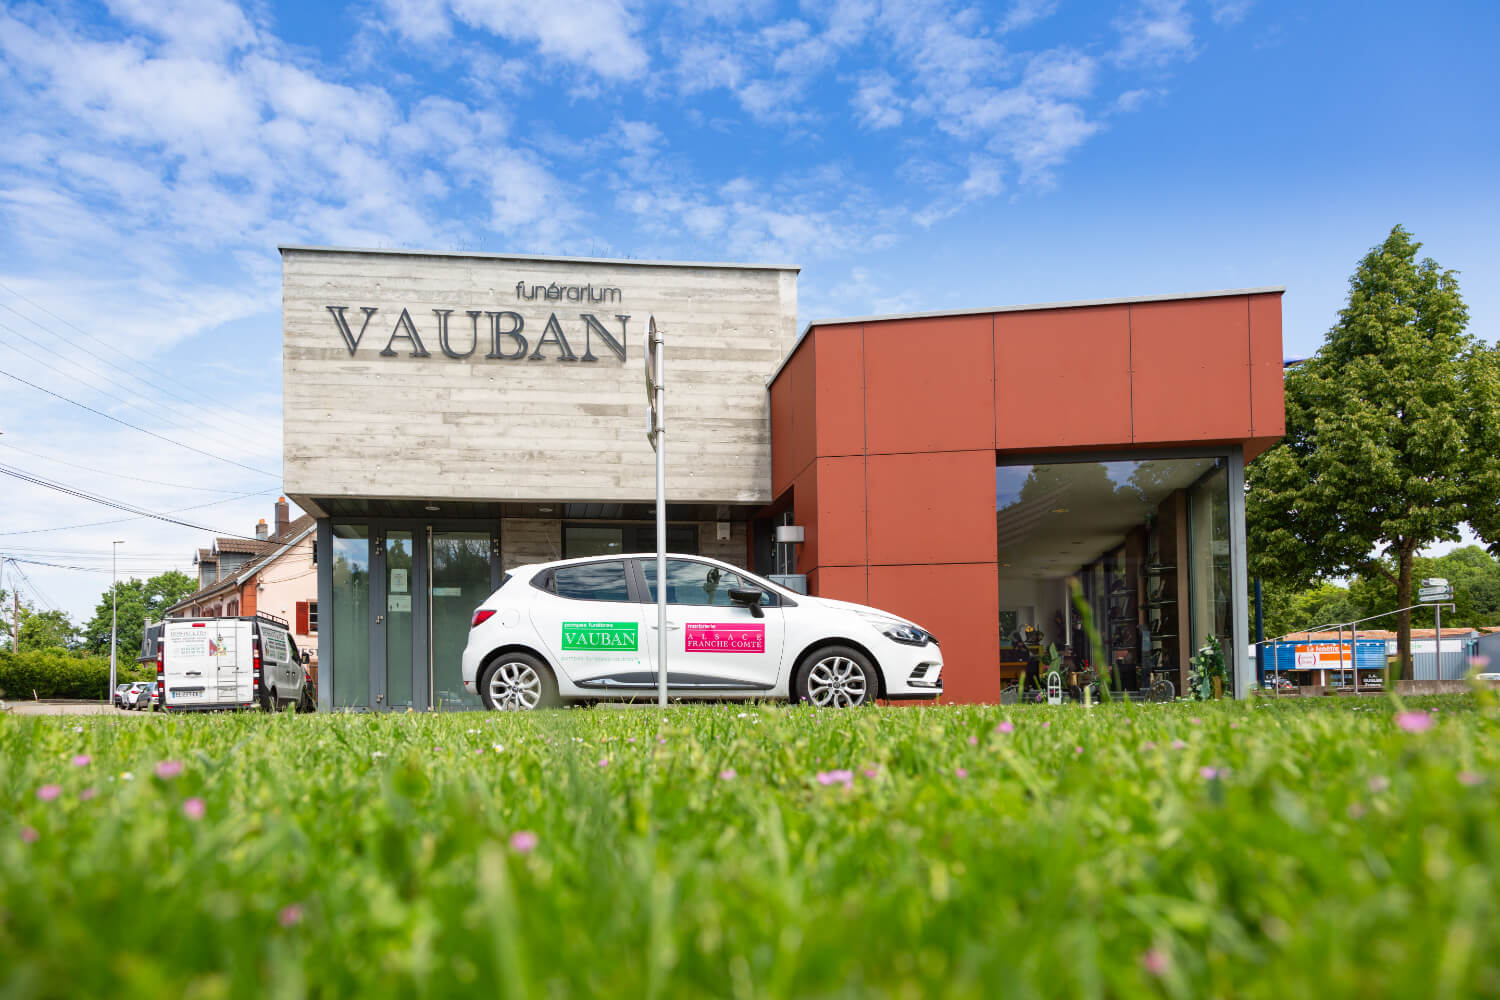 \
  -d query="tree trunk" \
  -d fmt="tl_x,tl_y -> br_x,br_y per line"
1395,547 -> 1414,681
